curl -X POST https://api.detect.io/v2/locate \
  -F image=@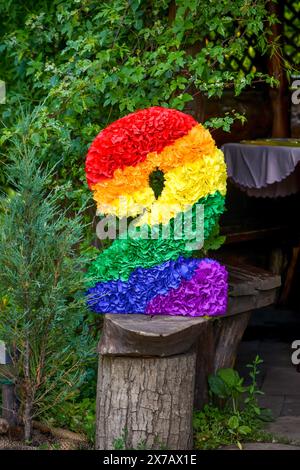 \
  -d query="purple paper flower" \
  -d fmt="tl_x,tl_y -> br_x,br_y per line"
146,259 -> 228,317
86,257 -> 228,317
